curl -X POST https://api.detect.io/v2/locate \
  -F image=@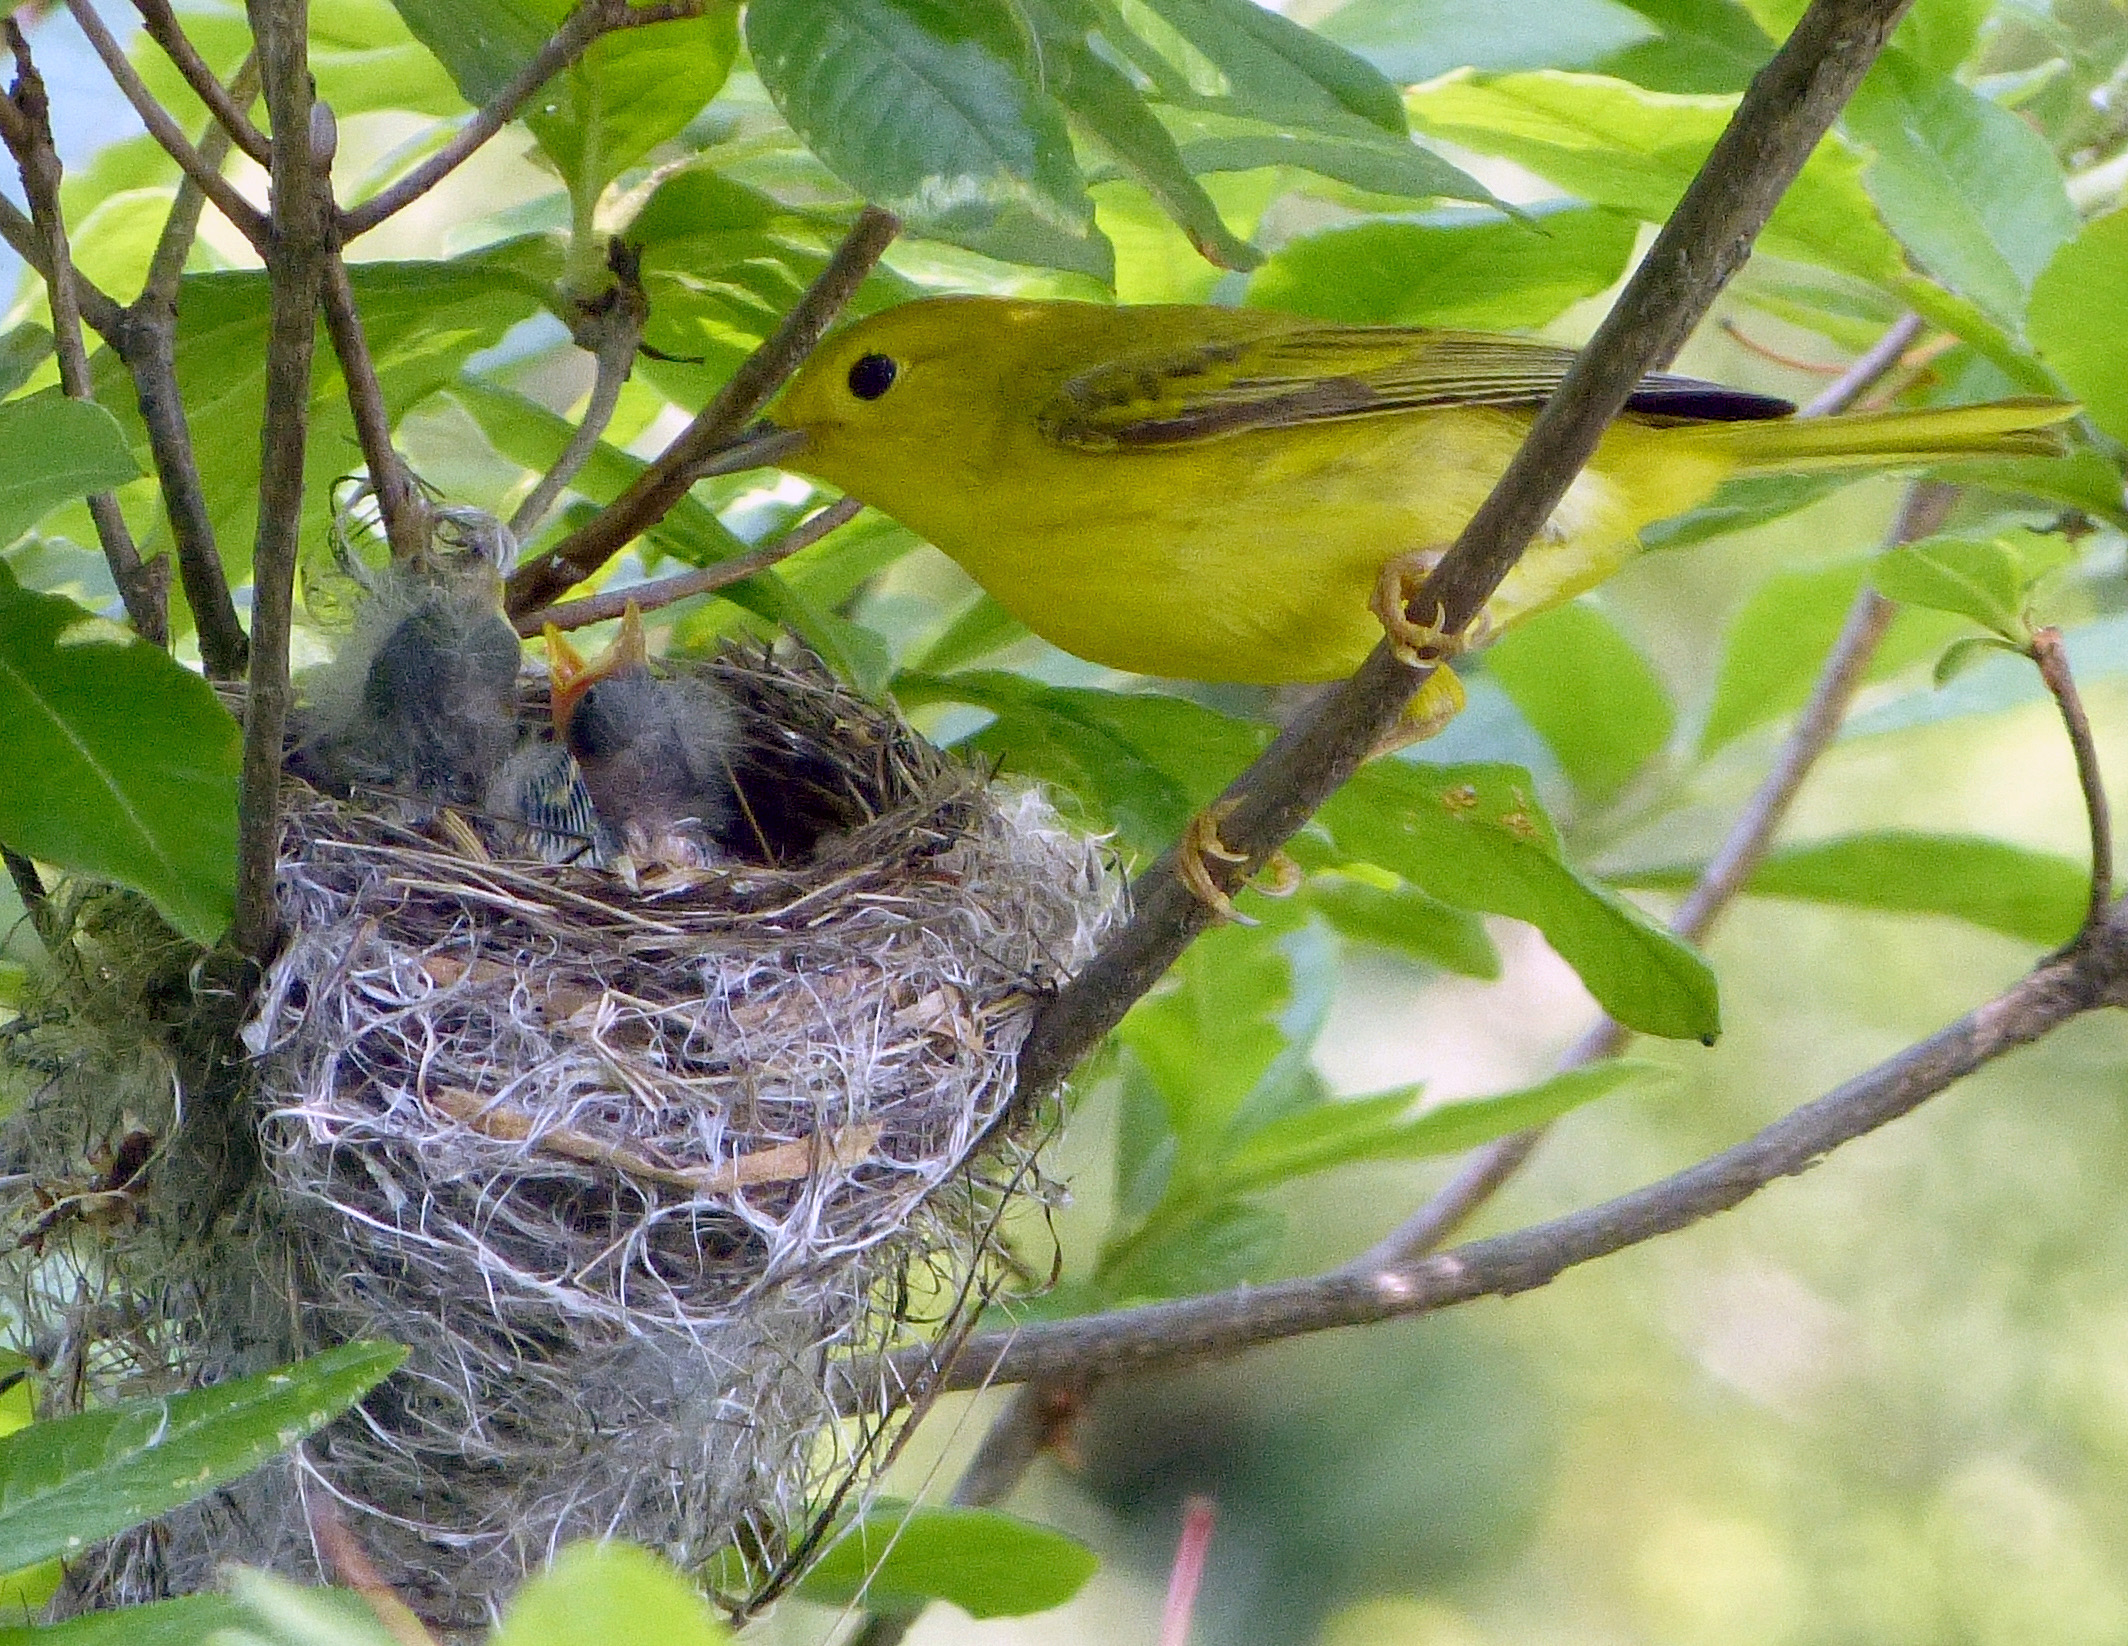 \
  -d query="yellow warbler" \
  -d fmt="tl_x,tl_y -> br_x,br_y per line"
737,297 -> 2072,685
